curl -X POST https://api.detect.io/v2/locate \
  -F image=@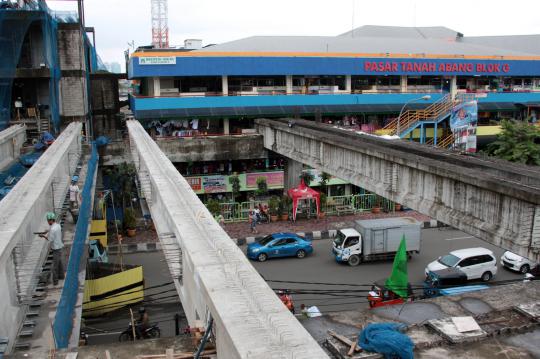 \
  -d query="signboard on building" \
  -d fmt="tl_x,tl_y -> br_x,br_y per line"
246,172 -> 284,188
186,177 -> 202,191
363,60 -> 510,74
451,101 -> 478,153
139,57 -> 176,65
450,101 -> 478,130
203,175 -> 227,193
